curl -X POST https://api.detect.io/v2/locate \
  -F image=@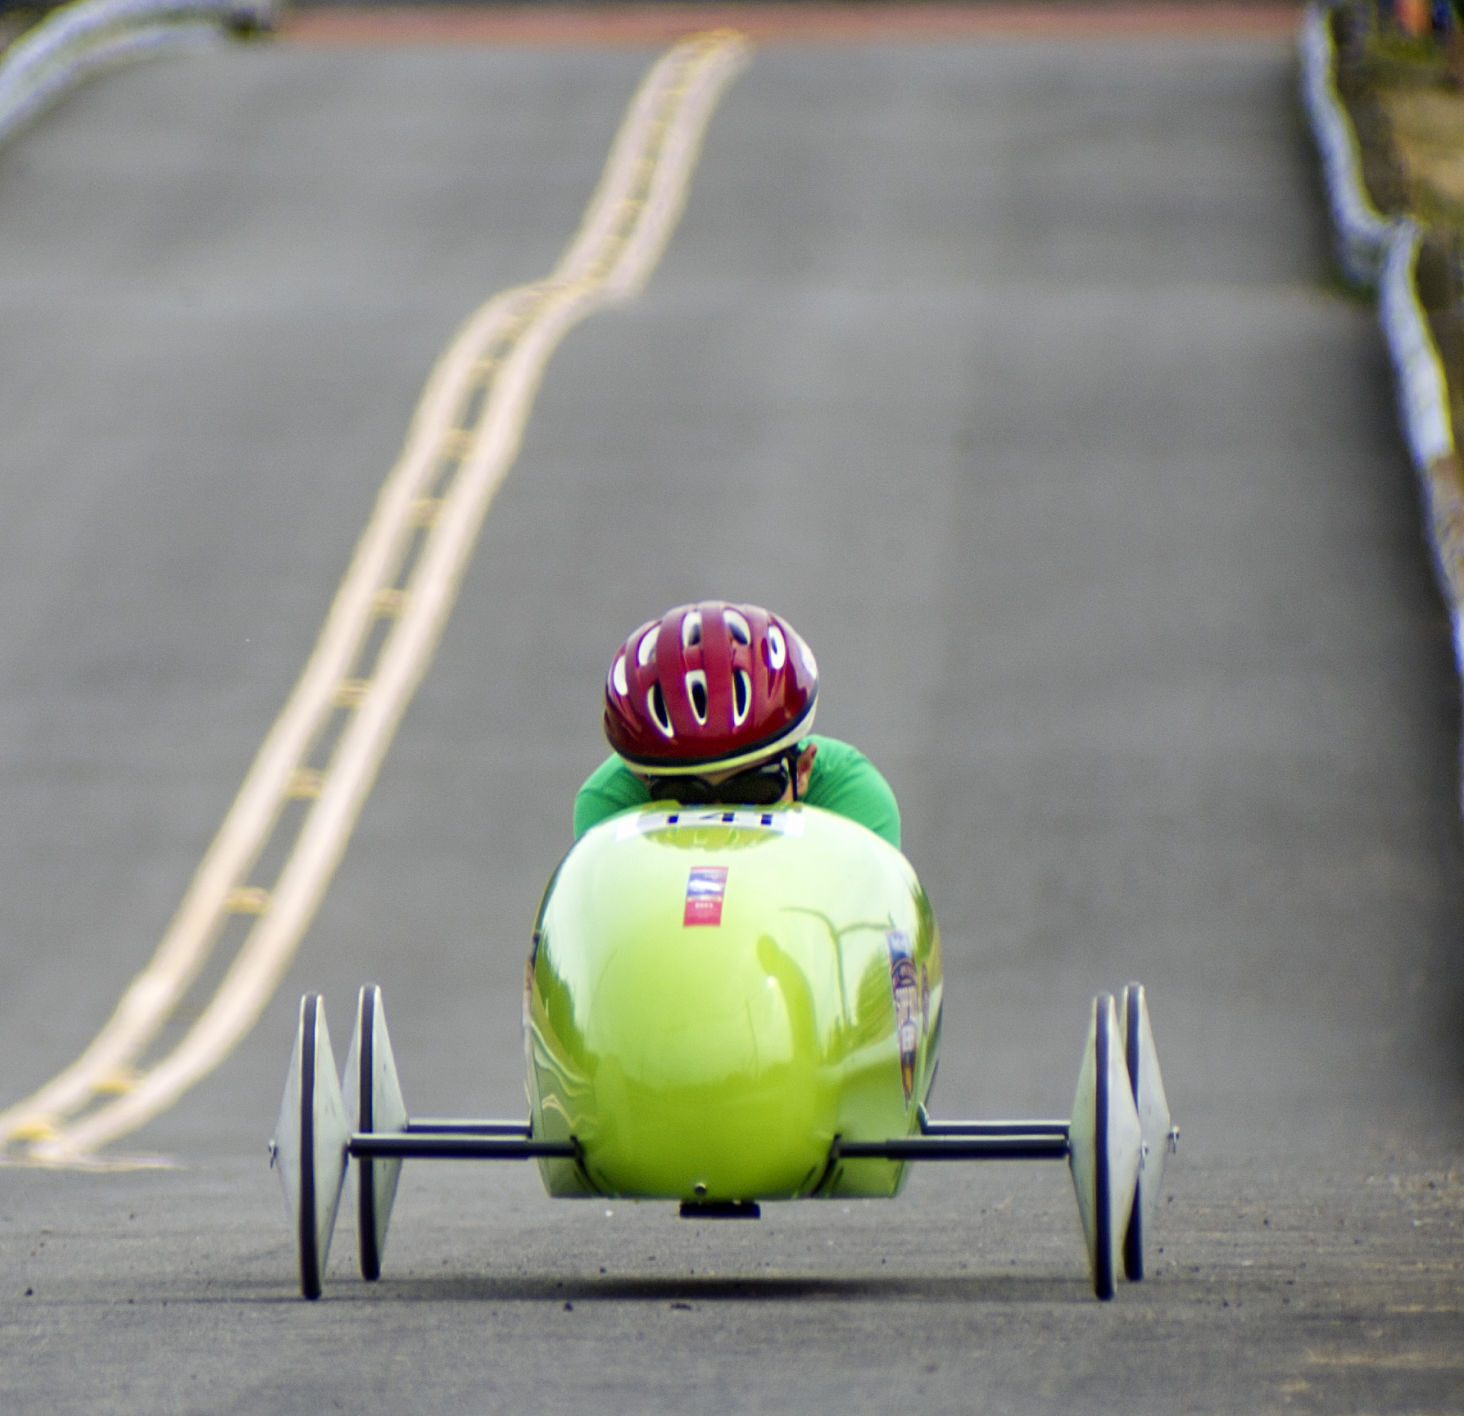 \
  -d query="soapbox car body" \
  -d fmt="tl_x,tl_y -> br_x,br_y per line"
272,802 -> 1175,1300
